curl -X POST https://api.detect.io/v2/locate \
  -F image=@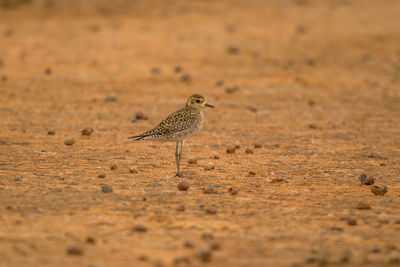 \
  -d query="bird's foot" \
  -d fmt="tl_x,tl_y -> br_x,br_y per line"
175,172 -> 184,178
